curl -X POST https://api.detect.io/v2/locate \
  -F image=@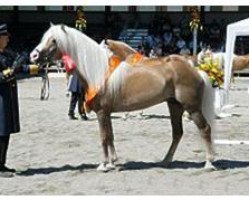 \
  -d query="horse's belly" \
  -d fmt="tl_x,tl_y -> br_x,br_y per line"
112,82 -> 172,112
109,66 -> 174,112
